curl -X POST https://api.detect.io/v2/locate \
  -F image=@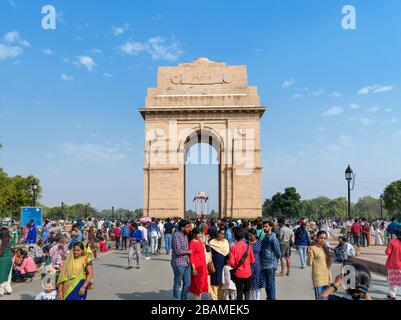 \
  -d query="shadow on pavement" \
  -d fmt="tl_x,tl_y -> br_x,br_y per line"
19,293 -> 35,300
143,258 -> 171,263
116,289 -> 173,300
100,263 -> 128,269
